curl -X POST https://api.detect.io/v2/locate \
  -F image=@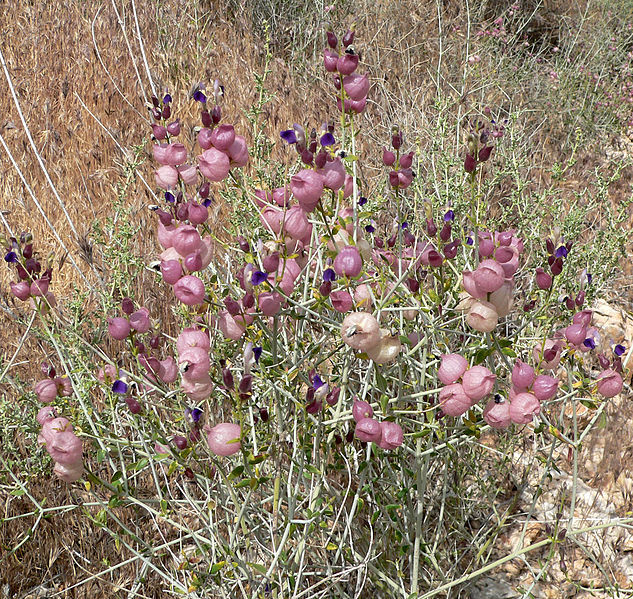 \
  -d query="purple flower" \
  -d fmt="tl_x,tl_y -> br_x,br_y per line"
587,273 -> 592,285
444,210 -> 455,222
466,236 -> 474,245
323,268 -> 336,282
320,133 -> 335,146
555,246 -> 568,258
313,374 -> 325,390
615,344 -> 626,357
401,221 -> 409,229
4,251 -> 17,263
253,346 -> 262,362
163,93 -> 172,104
251,271 -> 269,286
112,380 -> 128,394
165,192 -> 175,203
358,196 -> 368,206
583,338 -> 596,350
185,406 -> 203,423
202,198 -> 212,207
193,90 -> 207,103
365,224 -> 375,233
280,129 -> 297,144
